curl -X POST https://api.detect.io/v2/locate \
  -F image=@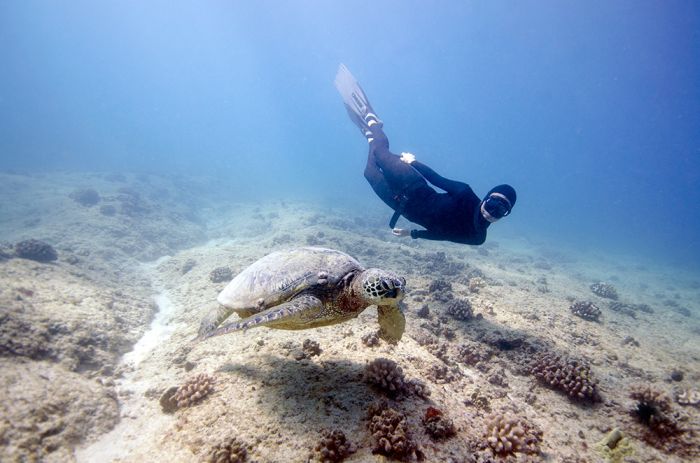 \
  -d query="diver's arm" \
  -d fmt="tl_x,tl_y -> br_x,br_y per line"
410,161 -> 469,195
409,228 -> 482,245
392,228 -> 411,237
409,229 -> 449,241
